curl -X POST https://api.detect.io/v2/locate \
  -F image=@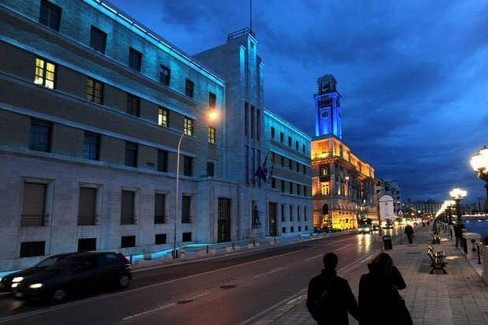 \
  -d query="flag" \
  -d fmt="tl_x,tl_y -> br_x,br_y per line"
255,152 -> 269,182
